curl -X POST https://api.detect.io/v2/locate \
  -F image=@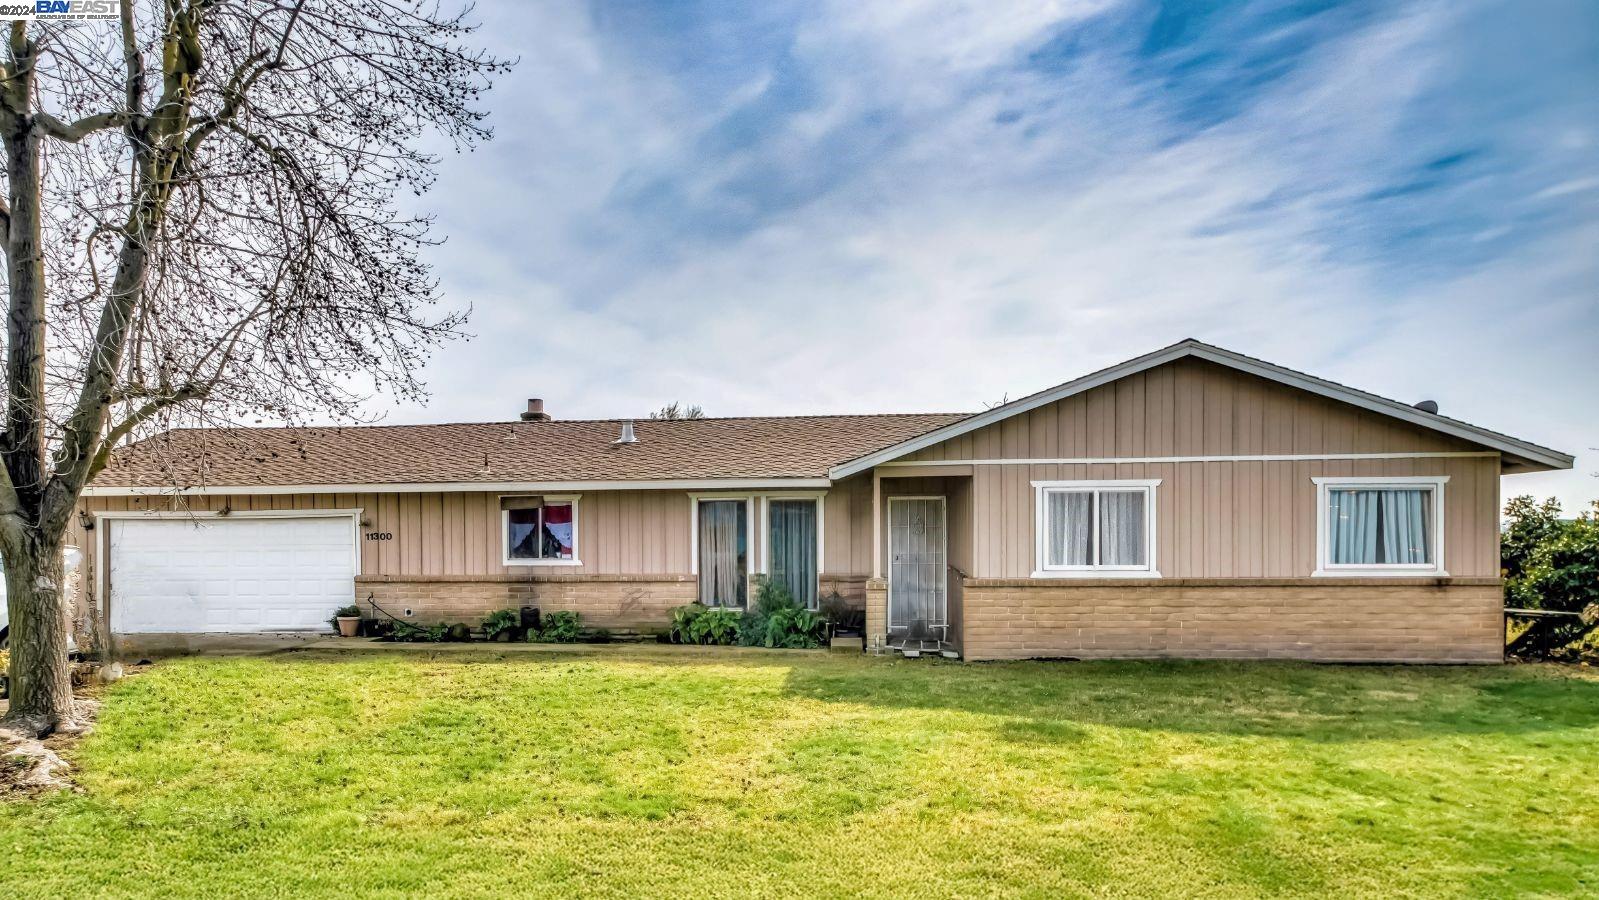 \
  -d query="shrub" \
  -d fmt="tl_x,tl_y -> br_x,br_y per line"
389,621 -> 448,642
1504,498 -> 1599,657
1502,495 -> 1566,582
668,603 -> 706,643
534,611 -> 582,643
666,603 -> 740,645
737,576 -> 825,649
481,608 -> 520,640
693,609 -> 741,645
751,606 -> 826,649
